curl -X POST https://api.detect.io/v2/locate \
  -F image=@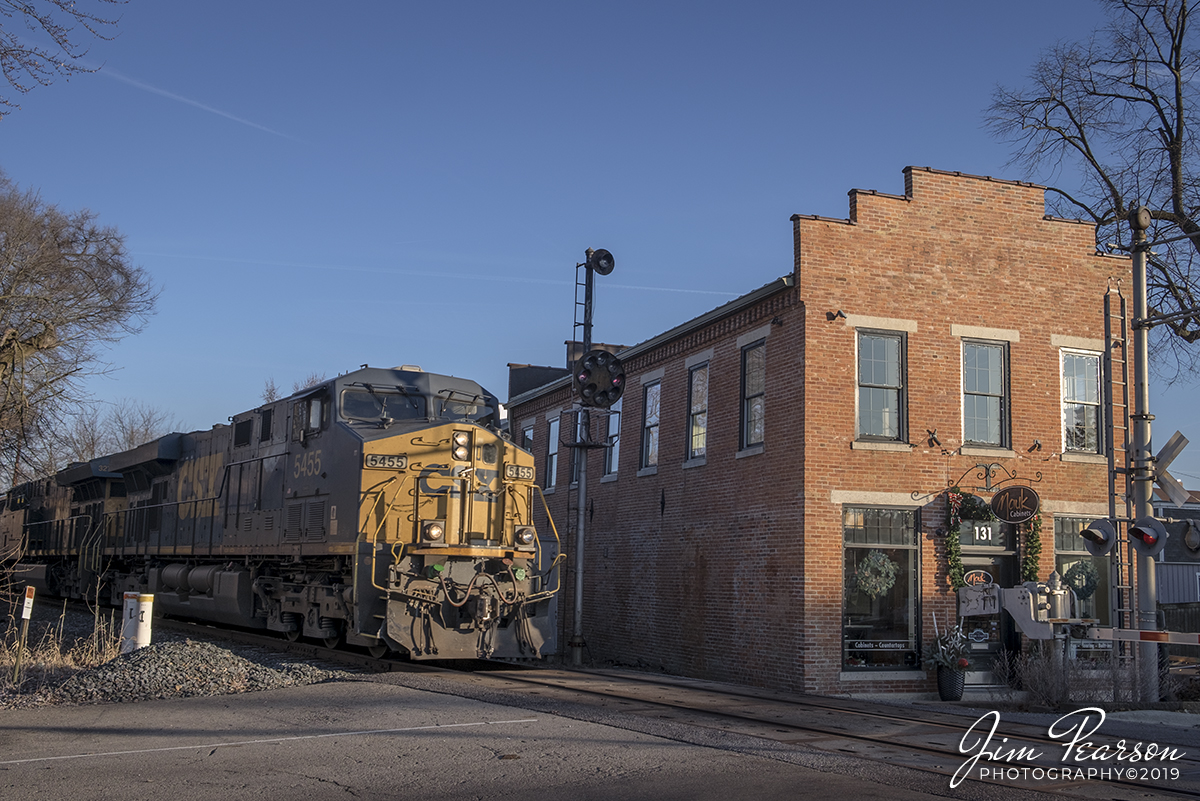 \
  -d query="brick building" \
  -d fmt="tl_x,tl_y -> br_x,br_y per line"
508,166 -> 1125,695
